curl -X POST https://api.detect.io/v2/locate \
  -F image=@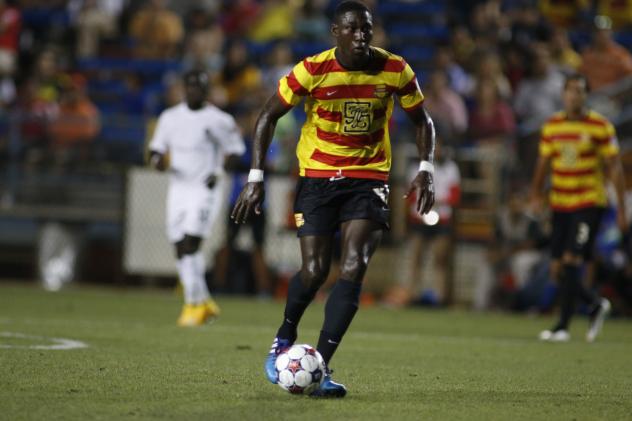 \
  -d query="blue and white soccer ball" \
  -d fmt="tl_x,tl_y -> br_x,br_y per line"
275,344 -> 325,394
